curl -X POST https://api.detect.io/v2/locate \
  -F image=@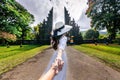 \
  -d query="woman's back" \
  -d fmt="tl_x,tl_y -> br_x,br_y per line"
58,35 -> 67,50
